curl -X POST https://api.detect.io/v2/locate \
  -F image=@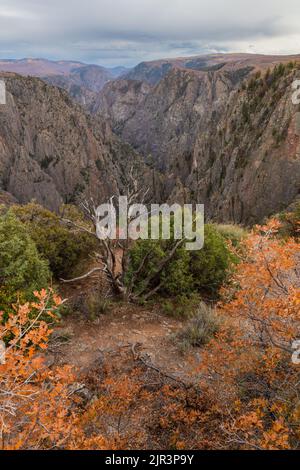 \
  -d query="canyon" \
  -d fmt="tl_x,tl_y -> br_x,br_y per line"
94,54 -> 300,223
1,54 -> 300,224
0,72 -> 181,211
